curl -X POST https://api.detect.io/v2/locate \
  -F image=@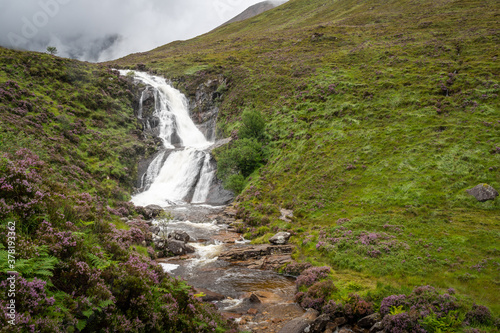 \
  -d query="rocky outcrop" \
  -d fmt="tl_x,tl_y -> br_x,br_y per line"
135,204 -> 163,219
167,239 -> 195,256
168,230 -> 190,243
219,244 -> 294,261
188,77 -> 226,142
278,309 -> 318,333
466,183 -> 499,202
358,313 -> 381,329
